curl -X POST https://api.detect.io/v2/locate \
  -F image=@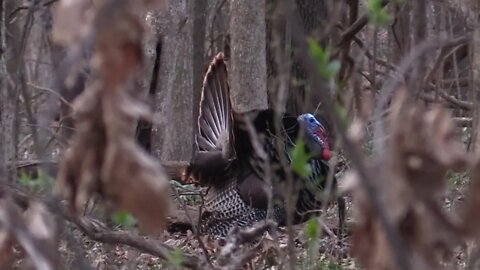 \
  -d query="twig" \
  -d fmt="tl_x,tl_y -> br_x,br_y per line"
172,185 -> 214,268
372,34 -> 472,156
433,88 -> 473,110
269,6 -> 297,267
417,92 -> 471,110
351,35 -> 396,71
8,0 -> 59,22
26,82 -> 73,108
337,0 -> 390,48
